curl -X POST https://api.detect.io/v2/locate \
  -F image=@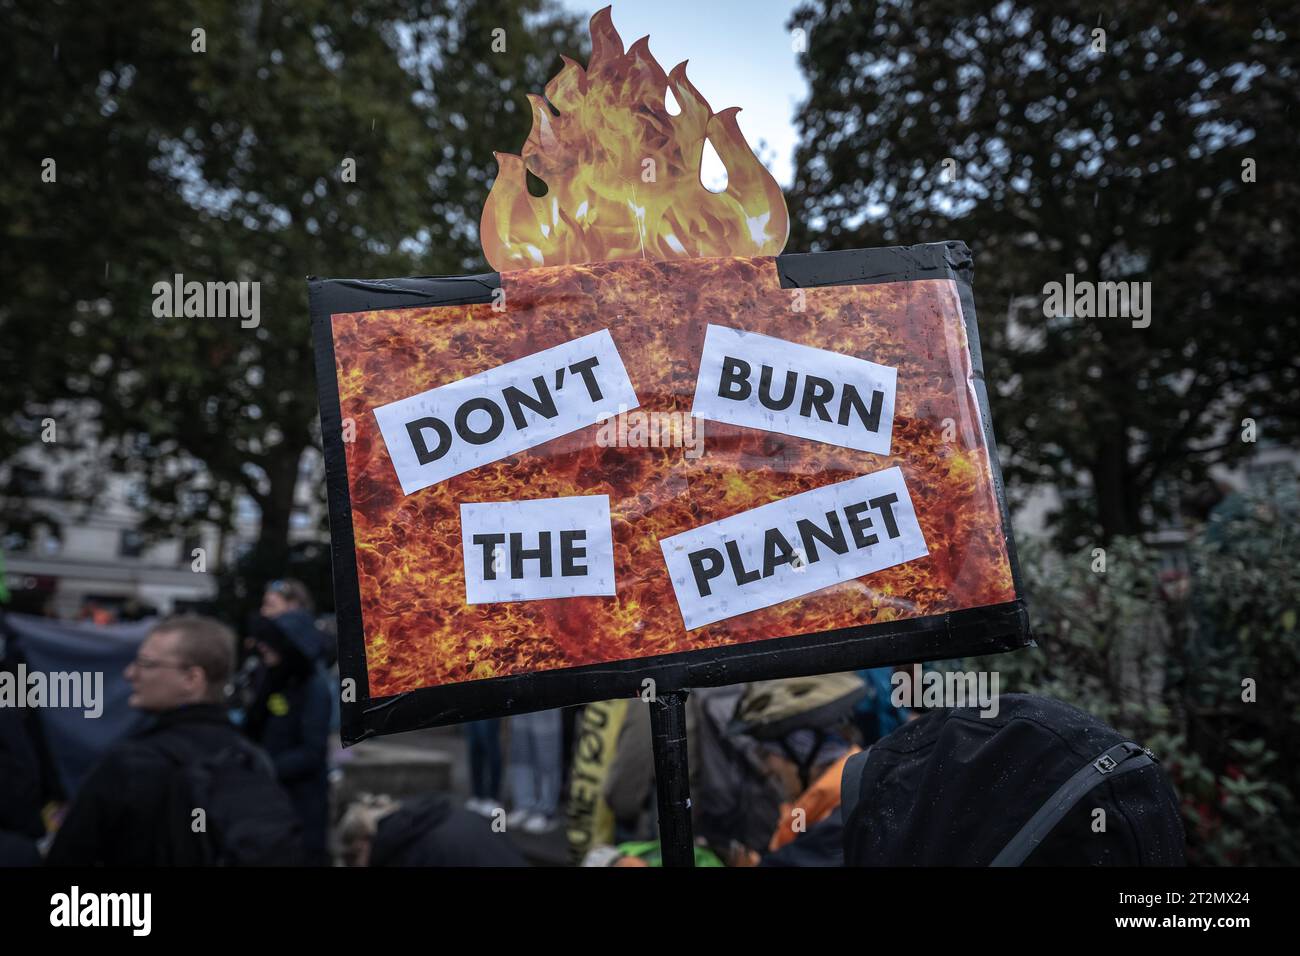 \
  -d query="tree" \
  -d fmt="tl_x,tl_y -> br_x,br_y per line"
950,474 -> 1300,864
787,0 -> 1300,545
1,0 -> 587,588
